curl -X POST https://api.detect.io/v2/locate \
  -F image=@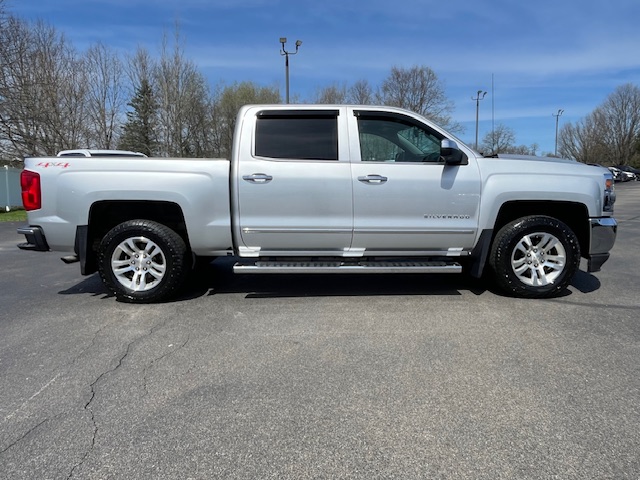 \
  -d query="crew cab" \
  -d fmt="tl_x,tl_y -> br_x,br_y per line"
18,105 -> 617,302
